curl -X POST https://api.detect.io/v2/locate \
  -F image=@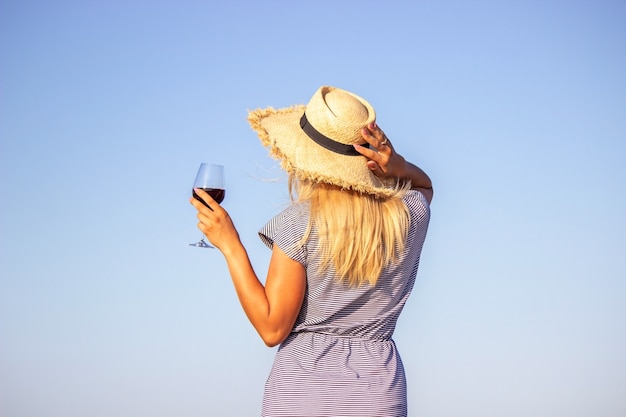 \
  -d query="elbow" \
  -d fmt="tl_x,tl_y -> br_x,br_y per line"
263,339 -> 280,348
260,329 -> 290,348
